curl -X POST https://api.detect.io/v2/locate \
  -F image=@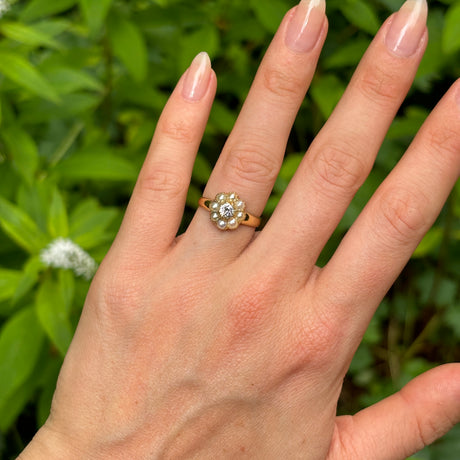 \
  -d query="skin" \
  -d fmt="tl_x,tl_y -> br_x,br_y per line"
20,3 -> 460,460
